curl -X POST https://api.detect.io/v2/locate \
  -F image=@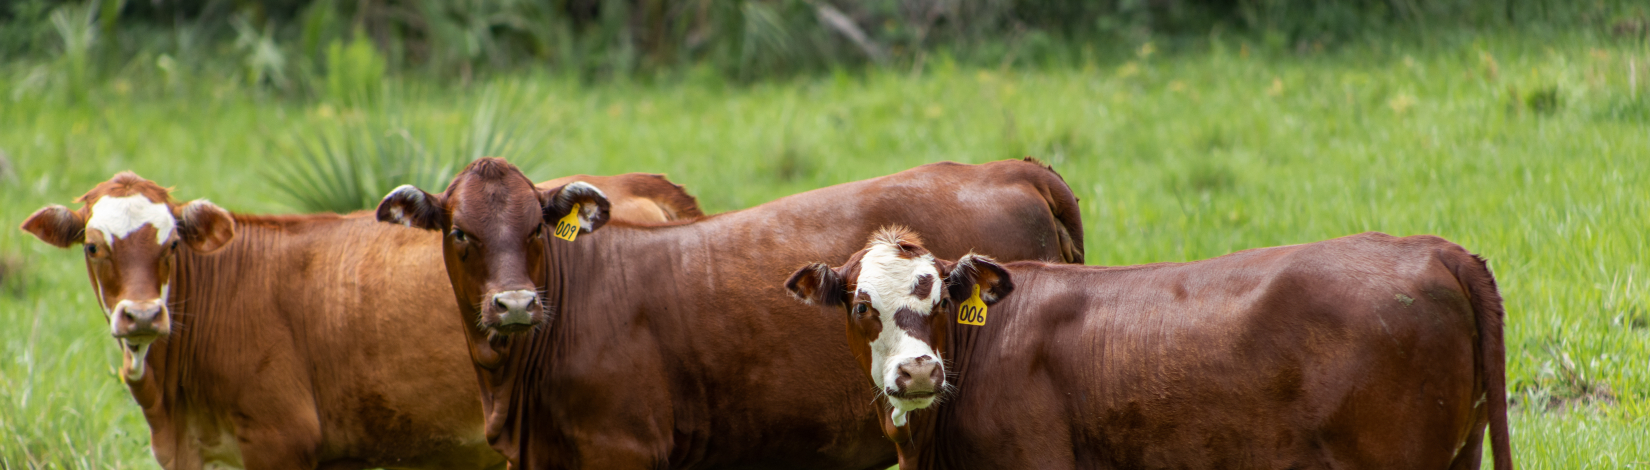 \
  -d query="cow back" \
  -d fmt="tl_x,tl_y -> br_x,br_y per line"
907,233 -> 1491,469
487,159 -> 1083,469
